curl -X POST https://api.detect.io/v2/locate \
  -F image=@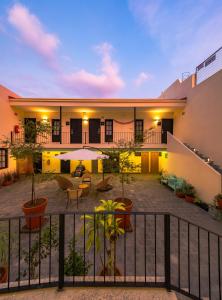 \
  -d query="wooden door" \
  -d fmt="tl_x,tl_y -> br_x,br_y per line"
91,160 -> 98,173
70,119 -> 82,143
89,119 -> 101,143
141,152 -> 149,174
161,119 -> 174,143
52,119 -> 61,142
150,152 -> 159,174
